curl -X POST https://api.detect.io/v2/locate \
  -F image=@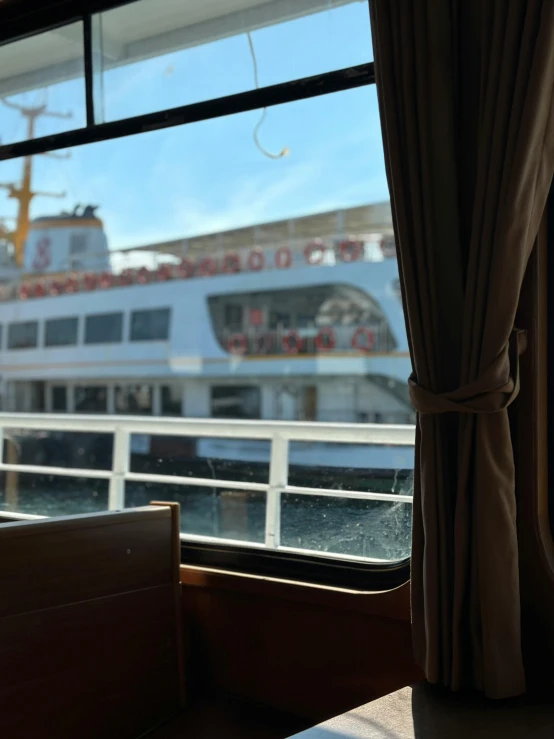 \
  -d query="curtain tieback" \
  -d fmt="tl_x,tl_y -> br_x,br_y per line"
408,328 -> 527,414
